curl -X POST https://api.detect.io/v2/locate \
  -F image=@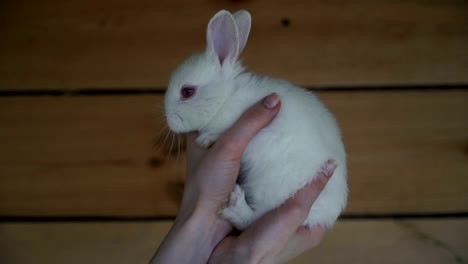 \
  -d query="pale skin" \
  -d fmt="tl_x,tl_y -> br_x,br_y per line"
151,93 -> 336,264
